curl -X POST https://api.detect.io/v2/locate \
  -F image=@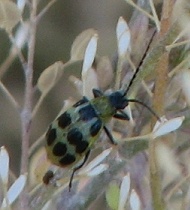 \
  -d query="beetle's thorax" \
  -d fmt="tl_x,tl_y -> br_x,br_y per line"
90,96 -> 115,122
91,90 -> 128,121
